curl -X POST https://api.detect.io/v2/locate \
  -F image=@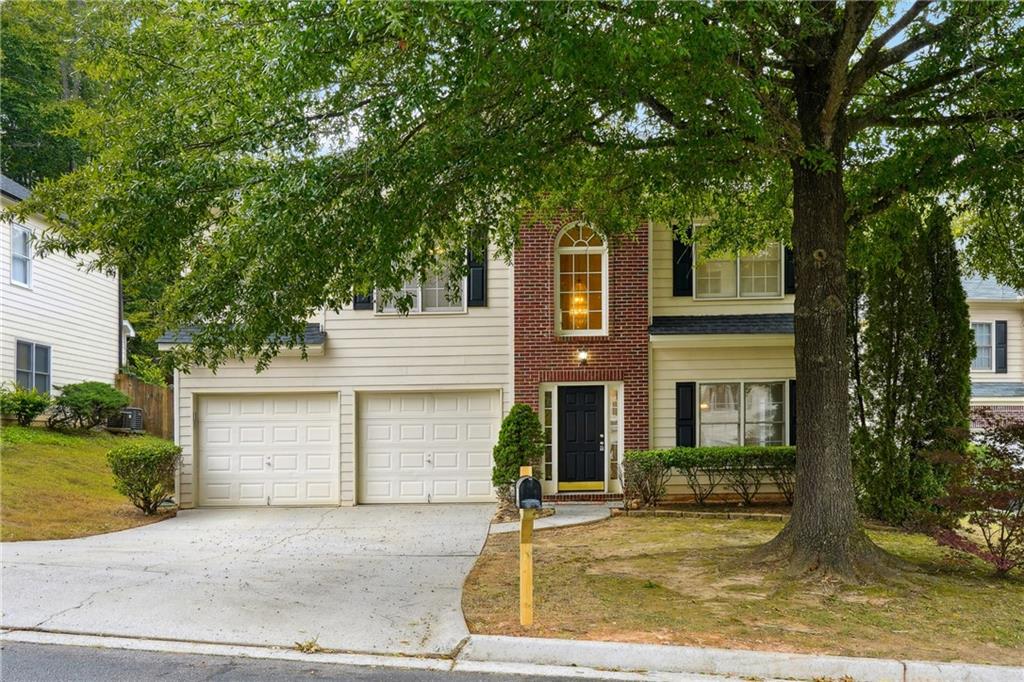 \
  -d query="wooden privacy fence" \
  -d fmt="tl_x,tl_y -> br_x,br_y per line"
115,373 -> 174,440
